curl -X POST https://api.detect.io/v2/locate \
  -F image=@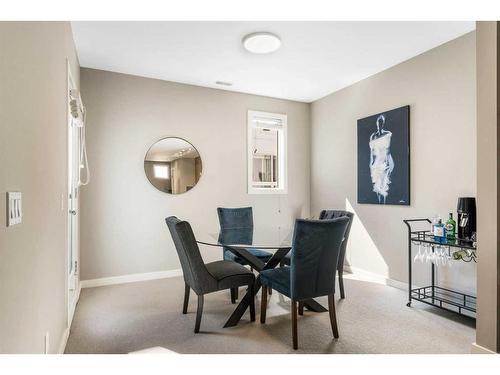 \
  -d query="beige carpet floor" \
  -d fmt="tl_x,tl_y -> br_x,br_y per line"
65,274 -> 475,354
